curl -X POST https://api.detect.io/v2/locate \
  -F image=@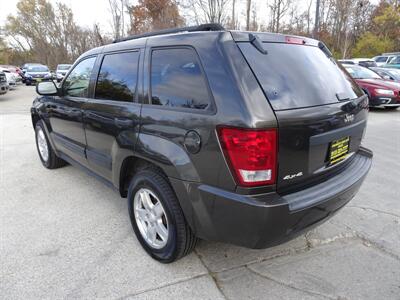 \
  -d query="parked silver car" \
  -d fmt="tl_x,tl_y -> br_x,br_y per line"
55,64 -> 72,82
